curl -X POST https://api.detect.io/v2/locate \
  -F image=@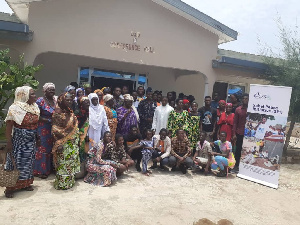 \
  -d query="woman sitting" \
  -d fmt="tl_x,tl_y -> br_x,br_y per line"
84,131 -> 119,187
211,131 -> 236,177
